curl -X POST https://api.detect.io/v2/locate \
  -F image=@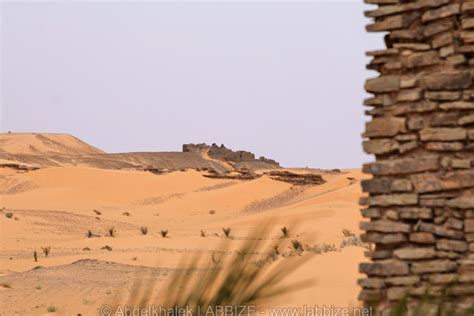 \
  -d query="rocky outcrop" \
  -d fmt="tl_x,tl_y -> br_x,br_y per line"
264,170 -> 326,186
183,143 -> 280,167
361,0 -> 474,313
203,168 -> 261,180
